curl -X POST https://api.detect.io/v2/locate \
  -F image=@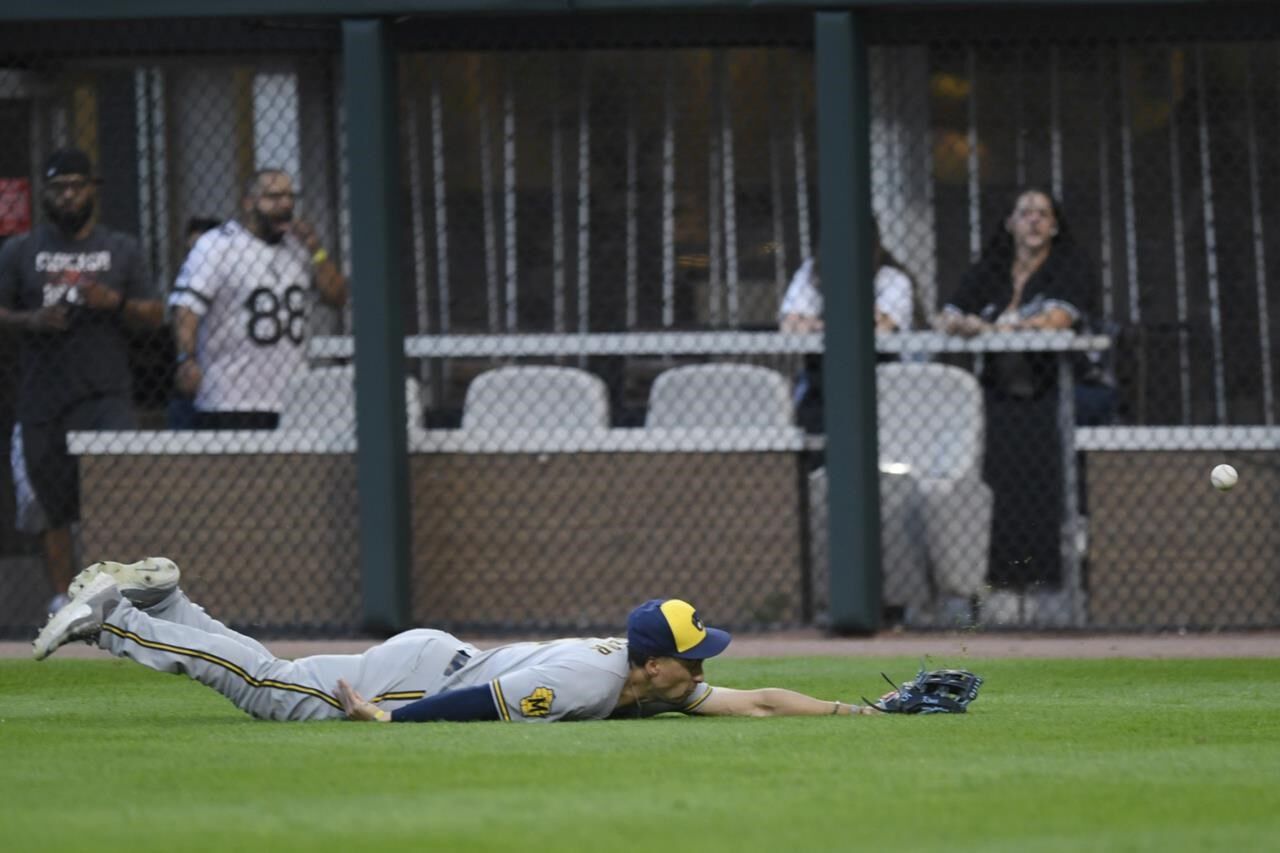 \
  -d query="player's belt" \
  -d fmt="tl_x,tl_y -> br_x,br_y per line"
443,648 -> 471,677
